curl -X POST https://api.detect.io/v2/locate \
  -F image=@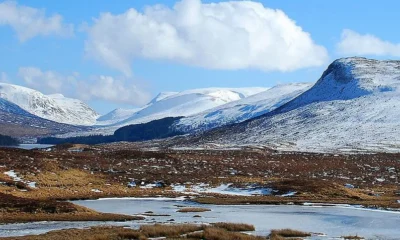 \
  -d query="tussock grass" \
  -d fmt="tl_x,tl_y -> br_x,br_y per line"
1,226 -> 145,240
342,235 -> 364,240
212,222 -> 255,232
177,207 -> 211,213
203,227 -> 264,240
269,228 -> 311,238
140,224 -> 204,237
